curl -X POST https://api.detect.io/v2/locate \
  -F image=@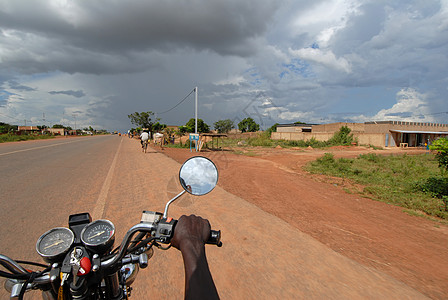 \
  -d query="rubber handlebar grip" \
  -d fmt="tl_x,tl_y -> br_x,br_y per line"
207,230 -> 222,247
